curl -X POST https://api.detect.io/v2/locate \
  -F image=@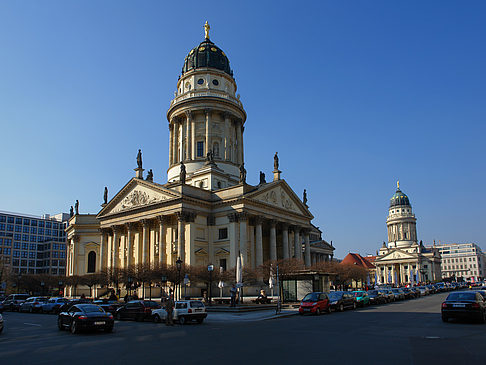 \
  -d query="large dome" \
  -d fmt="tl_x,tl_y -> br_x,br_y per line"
389,188 -> 411,207
182,38 -> 233,78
